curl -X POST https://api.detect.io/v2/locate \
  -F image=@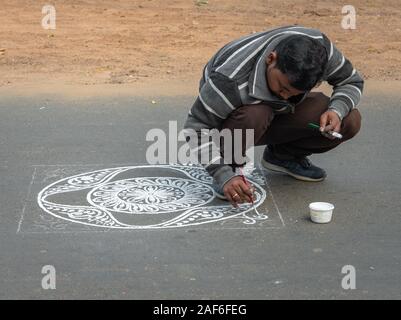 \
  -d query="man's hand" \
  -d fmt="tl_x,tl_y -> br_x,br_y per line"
223,176 -> 255,208
319,110 -> 342,140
